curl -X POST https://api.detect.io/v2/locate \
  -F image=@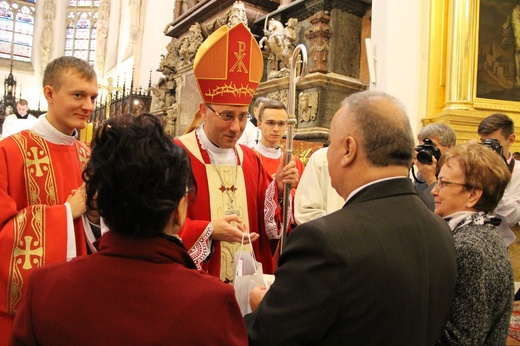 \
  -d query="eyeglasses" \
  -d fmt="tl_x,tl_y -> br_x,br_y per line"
263,120 -> 287,127
205,103 -> 249,123
437,180 -> 467,190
